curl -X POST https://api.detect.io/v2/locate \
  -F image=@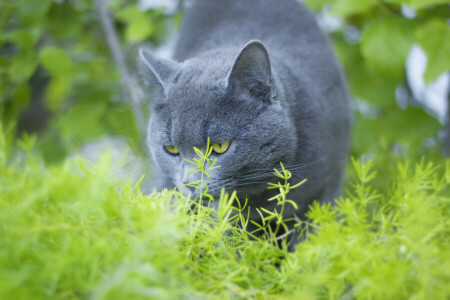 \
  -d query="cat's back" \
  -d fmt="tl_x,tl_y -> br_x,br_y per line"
173,0 -> 328,61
